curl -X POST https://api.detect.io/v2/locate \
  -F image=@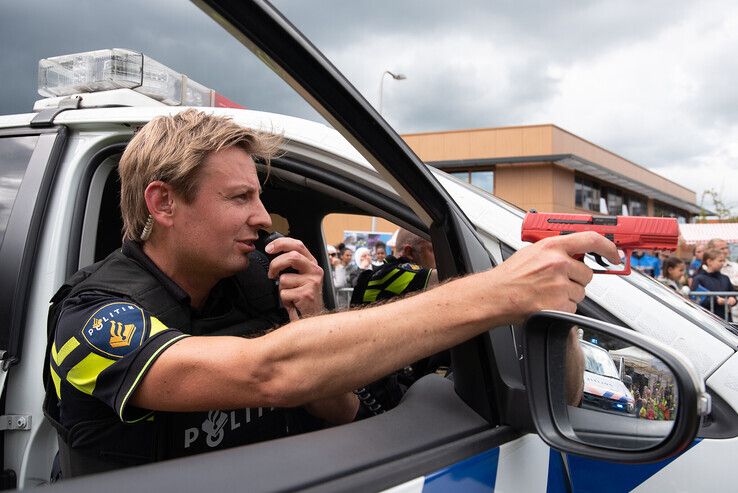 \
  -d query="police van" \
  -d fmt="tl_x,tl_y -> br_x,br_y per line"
1,1 -> 737,492
580,340 -> 635,415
